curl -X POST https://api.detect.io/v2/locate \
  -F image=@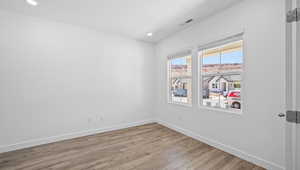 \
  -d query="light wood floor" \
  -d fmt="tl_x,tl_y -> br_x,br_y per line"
0,123 -> 265,170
